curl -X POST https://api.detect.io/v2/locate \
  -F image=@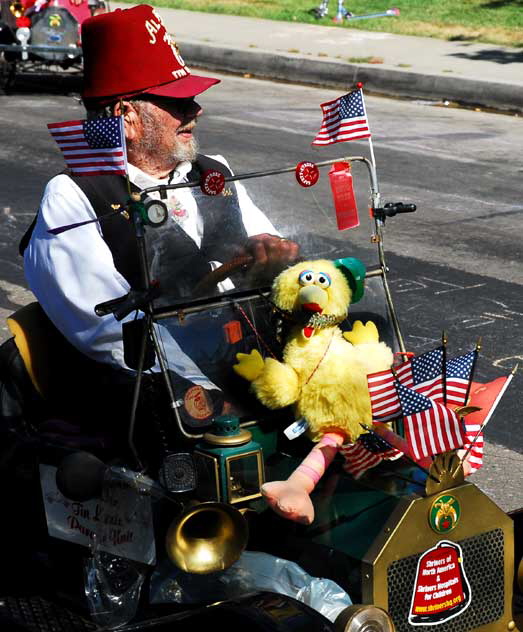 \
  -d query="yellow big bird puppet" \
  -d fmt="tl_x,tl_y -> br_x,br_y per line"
234,258 -> 393,525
